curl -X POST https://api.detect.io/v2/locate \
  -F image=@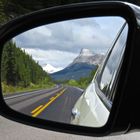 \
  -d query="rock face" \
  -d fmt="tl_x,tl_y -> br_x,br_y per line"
71,48 -> 104,66
50,48 -> 104,81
